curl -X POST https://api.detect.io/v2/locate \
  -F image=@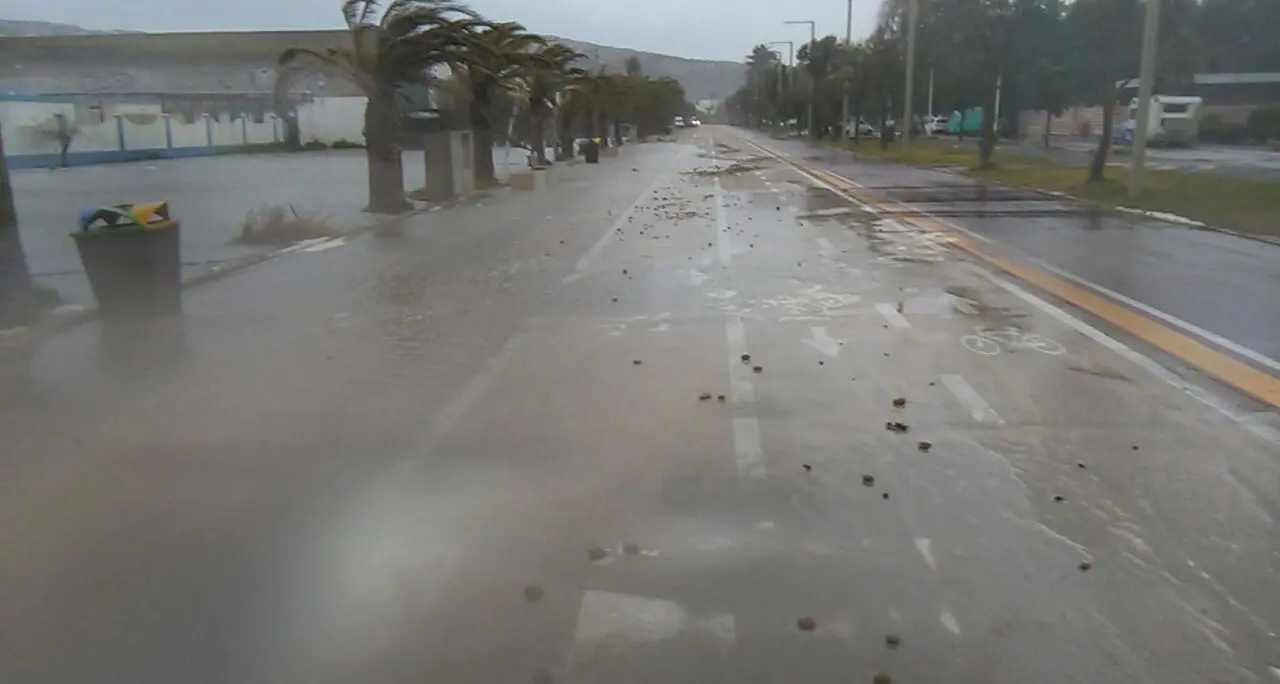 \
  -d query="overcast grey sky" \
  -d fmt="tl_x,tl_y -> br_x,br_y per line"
0,0 -> 882,62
